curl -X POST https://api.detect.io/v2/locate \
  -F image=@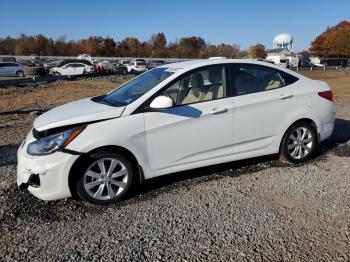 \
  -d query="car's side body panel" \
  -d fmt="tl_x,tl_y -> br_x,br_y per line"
66,113 -> 152,179
144,97 -> 235,172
